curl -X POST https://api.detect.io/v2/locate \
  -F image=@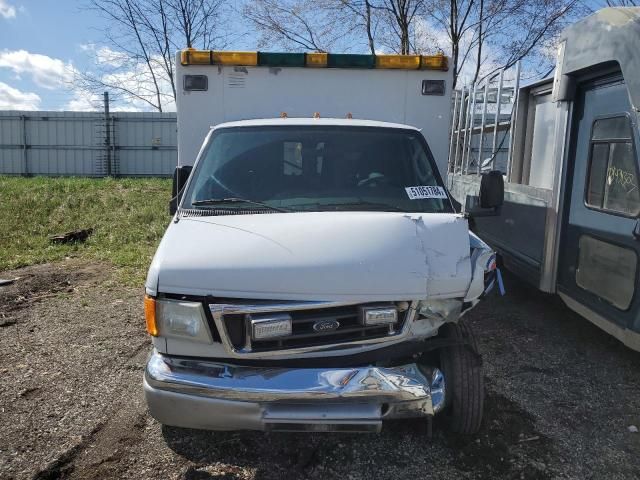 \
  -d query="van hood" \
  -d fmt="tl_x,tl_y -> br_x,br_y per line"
146,211 -> 472,302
